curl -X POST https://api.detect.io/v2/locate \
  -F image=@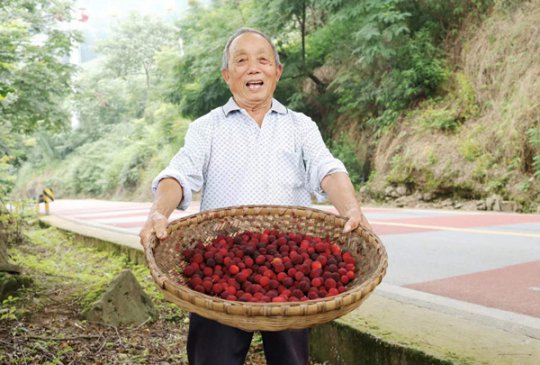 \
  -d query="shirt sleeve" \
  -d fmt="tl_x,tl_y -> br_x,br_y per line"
299,114 -> 348,202
151,118 -> 210,210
